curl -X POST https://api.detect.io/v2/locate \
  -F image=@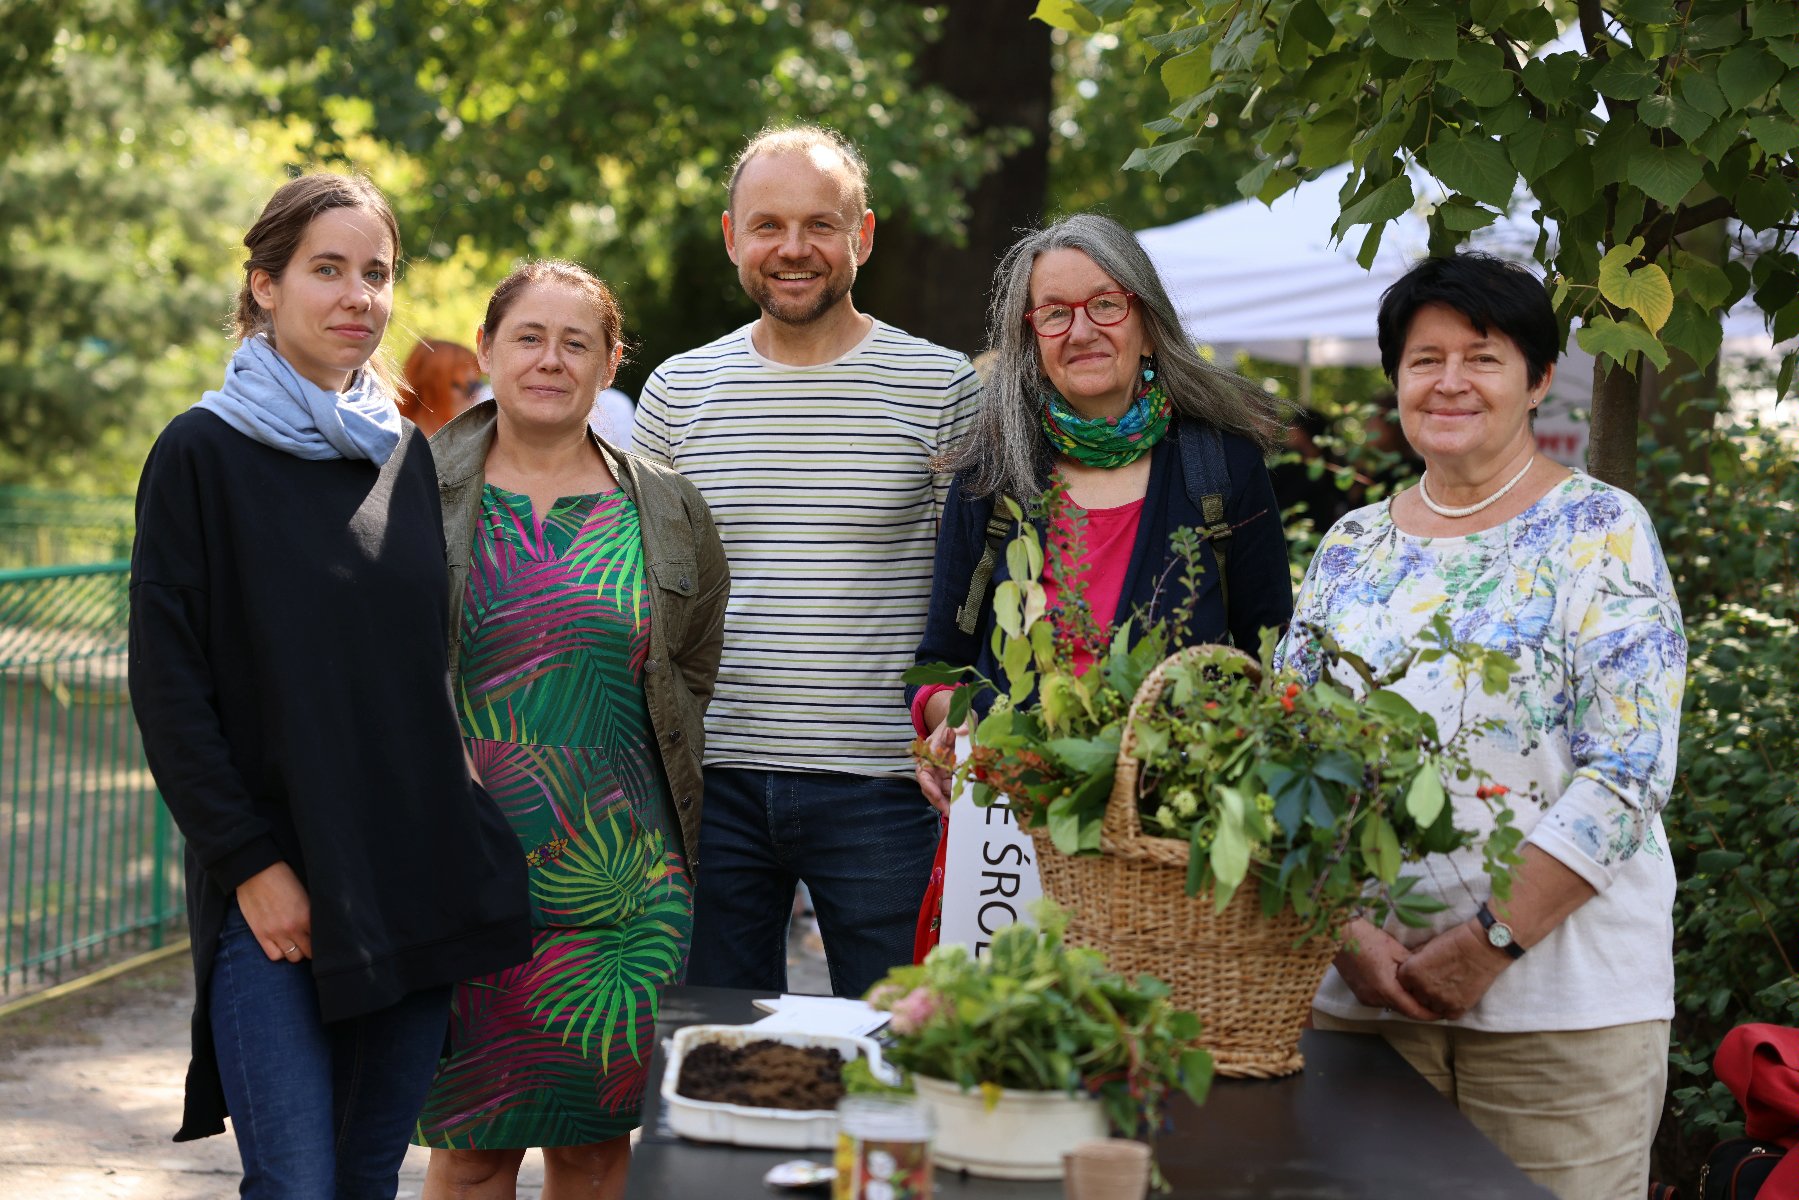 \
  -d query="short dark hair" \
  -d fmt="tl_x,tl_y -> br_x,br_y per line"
1377,252 -> 1558,388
